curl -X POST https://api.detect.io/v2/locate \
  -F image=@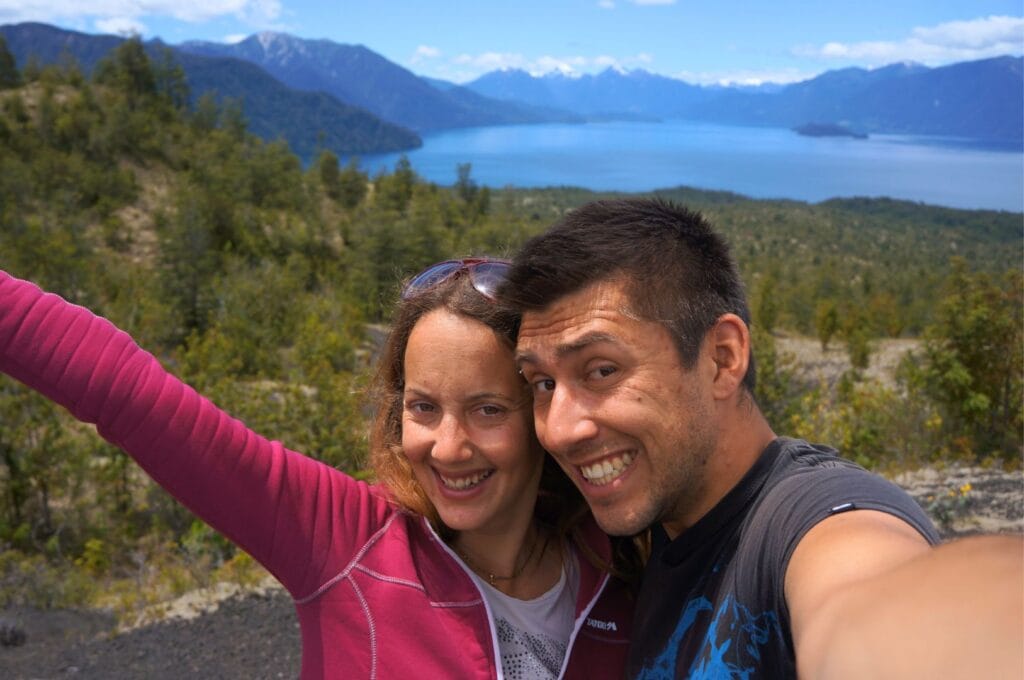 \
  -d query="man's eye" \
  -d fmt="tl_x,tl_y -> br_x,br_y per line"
477,404 -> 504,417
533,378 -> 555,394
590,365 -> 617,380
